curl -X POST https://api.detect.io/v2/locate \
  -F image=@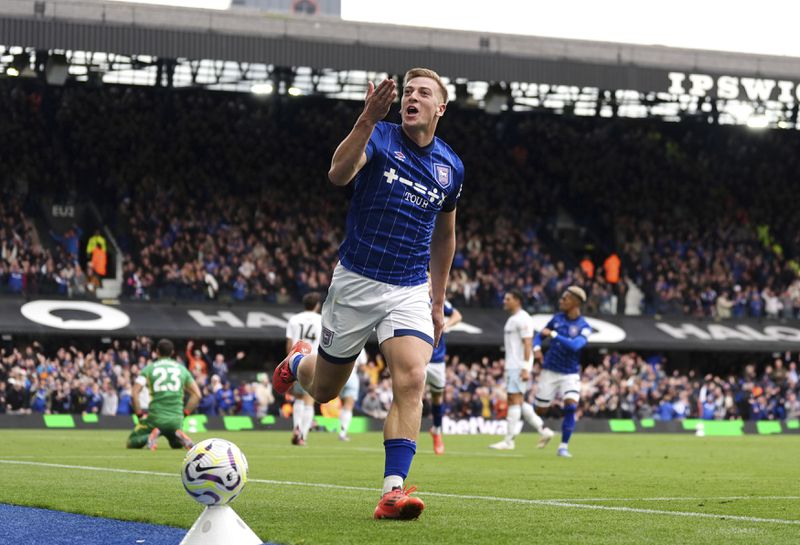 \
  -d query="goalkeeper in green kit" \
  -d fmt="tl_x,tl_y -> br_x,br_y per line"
127,339 -> 201,451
